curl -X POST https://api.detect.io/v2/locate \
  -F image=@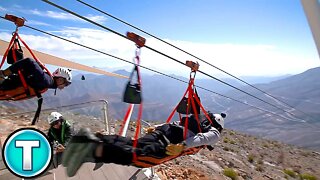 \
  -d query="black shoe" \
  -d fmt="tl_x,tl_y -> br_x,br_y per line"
62,128 -> 100,177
